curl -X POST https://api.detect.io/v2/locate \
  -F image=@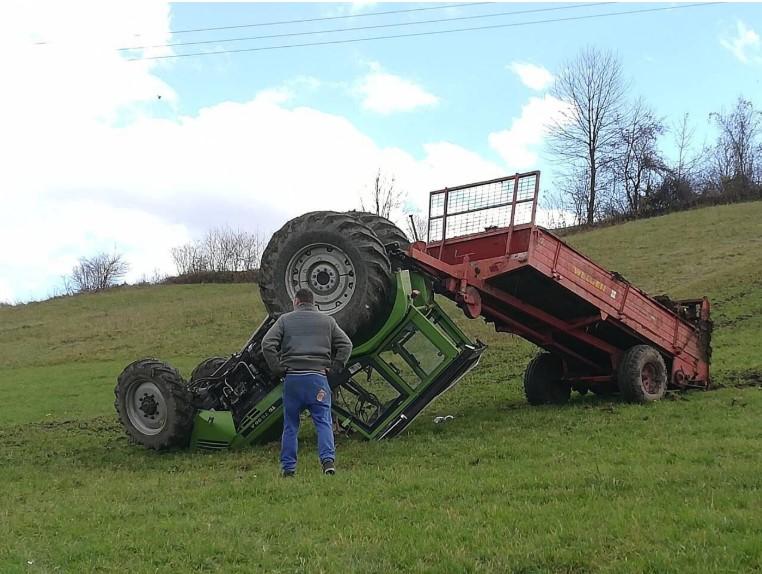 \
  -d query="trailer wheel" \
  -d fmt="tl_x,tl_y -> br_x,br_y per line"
115,359 -> 195,450
259,211 -> 392,343
523,353 -> 571,405
617,345 -> 668,403
190,356 -> 227,382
